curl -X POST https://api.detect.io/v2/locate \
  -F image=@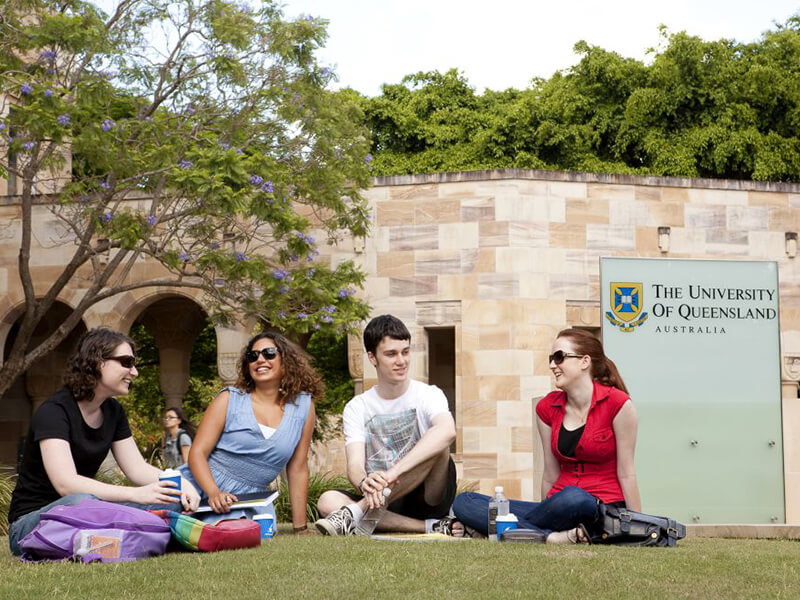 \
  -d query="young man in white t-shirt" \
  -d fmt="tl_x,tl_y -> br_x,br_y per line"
314,315 -> 461,536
